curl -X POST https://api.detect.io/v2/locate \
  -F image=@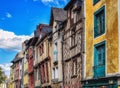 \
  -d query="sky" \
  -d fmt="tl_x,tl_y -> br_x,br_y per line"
0,0 -> 70,76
